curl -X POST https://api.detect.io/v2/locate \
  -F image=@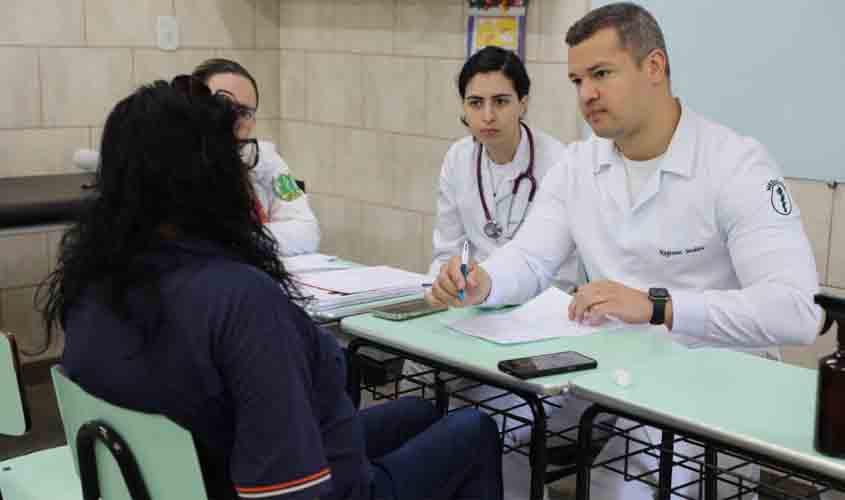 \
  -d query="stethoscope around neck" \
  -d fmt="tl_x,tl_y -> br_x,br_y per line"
476,121 -> 537,240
